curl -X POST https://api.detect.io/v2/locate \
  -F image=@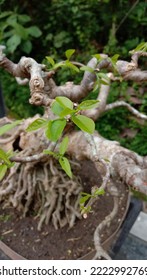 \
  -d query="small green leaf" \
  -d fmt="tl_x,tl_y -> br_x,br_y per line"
71,115 -> 95,134
93,188 -> 105,197
59,156 -> 72,178
98,73 -> 109,81
80,66 -> 95,73
26,118 -> 47,132
131,42 -> 147,52
55,96 -> 73,110
65,49 -> 75,60
80,194 -> 91,205
0,164 -> 7,181
43,150 -> 57,157
64,60 -> 79,72
45,119 -> 66,142
92,54 -> 103,61
0,149 -> 12,166
0,120 -> 23,136
53,61 -> 65,70
78,100 -> 99,110
59,137 -> 69,155
111,54 -> 120,64
46,56 -> 55,67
